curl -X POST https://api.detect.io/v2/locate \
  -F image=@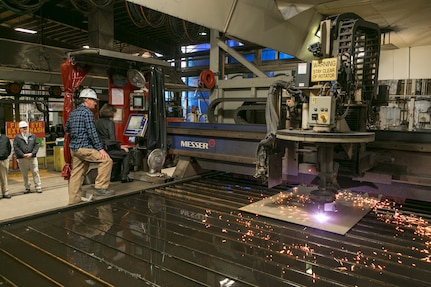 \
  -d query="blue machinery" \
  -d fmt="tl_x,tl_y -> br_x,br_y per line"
167,122 -> 266,176
166,123 -> 431,203
124,13 -> 431,203
166,12 -> 382,205
163,13 -> 431,203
